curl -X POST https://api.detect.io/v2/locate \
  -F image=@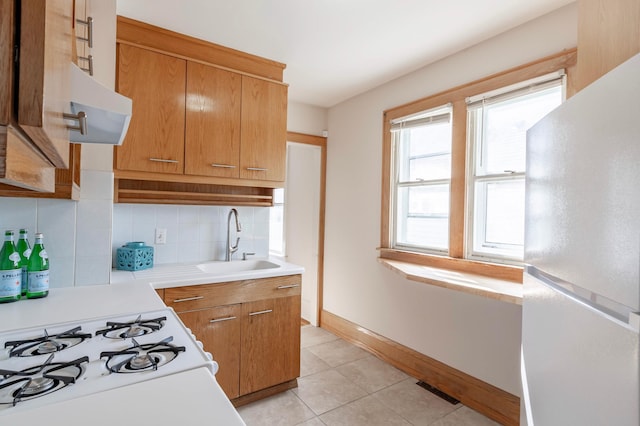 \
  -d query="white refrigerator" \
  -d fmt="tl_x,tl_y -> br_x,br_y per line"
521,53 -> 640,425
